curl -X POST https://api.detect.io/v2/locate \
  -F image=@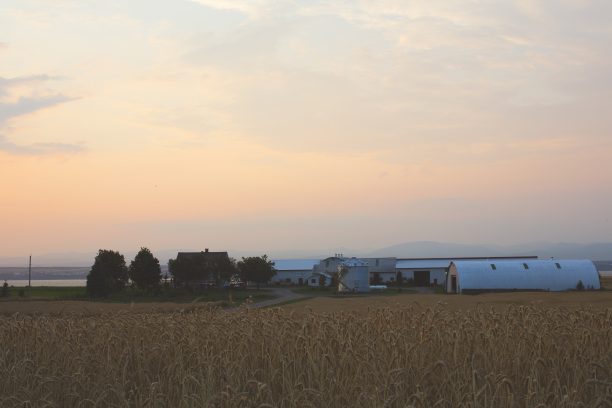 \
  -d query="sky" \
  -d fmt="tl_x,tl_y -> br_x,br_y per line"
1,0 -> 612,258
